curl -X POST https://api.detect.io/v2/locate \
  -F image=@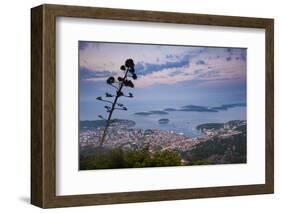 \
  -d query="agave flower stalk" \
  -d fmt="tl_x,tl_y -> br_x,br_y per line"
97,59 -> 137,147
